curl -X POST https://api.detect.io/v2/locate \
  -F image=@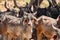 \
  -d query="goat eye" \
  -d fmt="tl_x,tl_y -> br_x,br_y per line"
44,19 -> 47,20
25,19 -> 28,23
